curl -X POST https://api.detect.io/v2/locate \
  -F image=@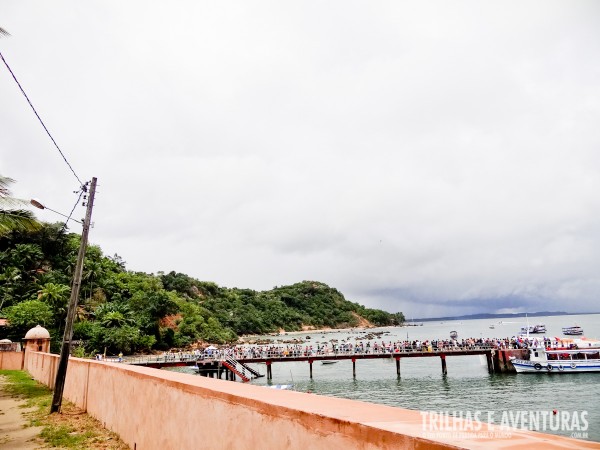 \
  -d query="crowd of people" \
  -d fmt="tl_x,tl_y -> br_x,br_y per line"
116,335 -> 582,361
190,335 -> 584,361
185,336 -> 527,361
